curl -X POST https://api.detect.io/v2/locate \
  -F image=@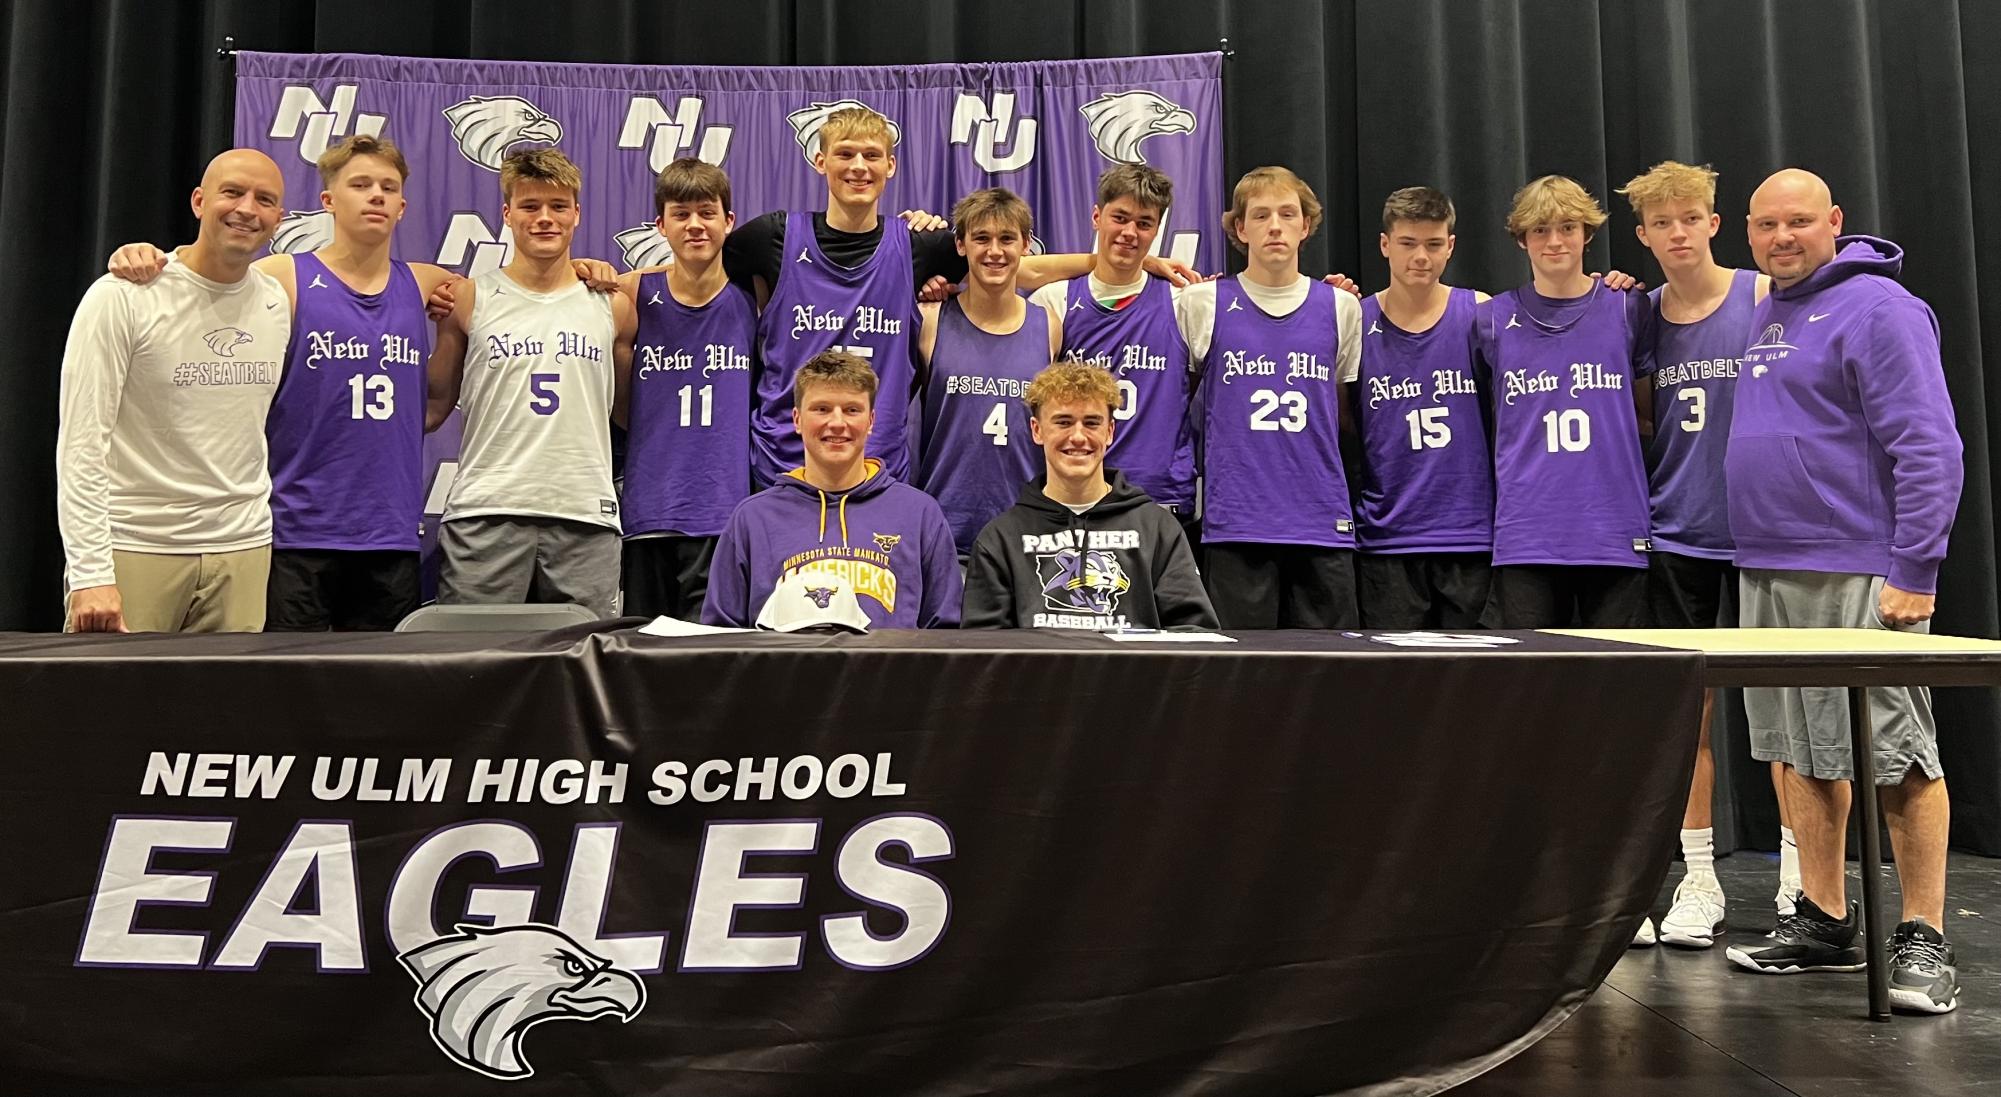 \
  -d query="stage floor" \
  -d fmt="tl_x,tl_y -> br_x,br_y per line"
1463,850 -> 2001,1096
